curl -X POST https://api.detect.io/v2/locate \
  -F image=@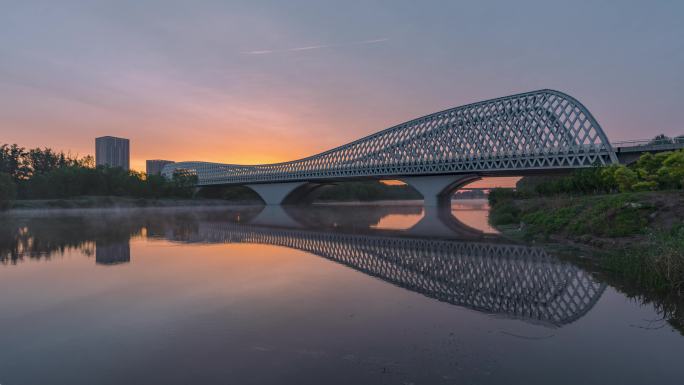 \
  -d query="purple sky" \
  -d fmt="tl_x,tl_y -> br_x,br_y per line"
1,0 -> 682,171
